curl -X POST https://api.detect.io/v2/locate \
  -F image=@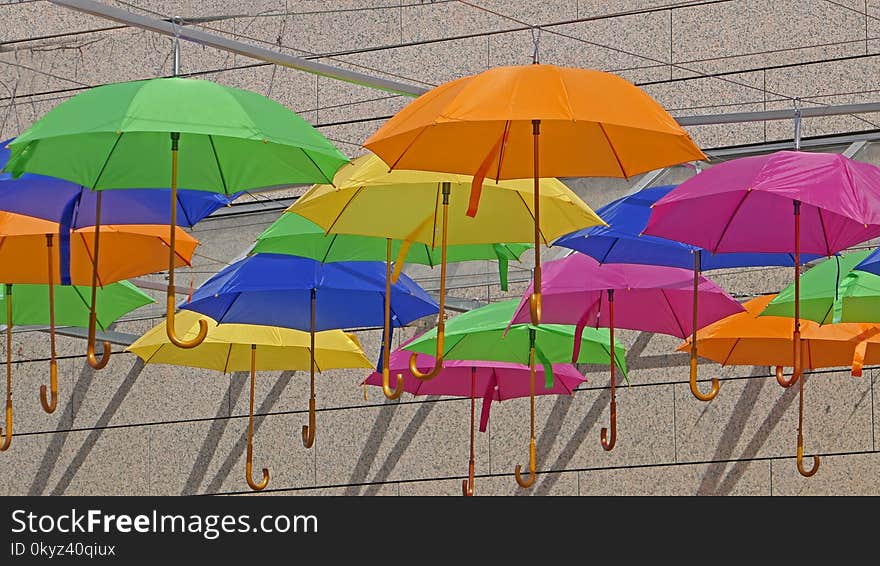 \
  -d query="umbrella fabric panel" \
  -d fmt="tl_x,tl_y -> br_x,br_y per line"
855,248 -> 880,275
0,280 -> 153,330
